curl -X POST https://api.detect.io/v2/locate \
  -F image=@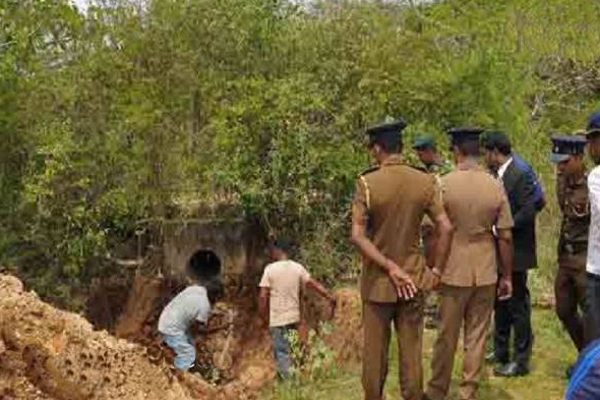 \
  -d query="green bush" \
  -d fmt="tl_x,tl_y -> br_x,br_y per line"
2,0 -> 600,303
